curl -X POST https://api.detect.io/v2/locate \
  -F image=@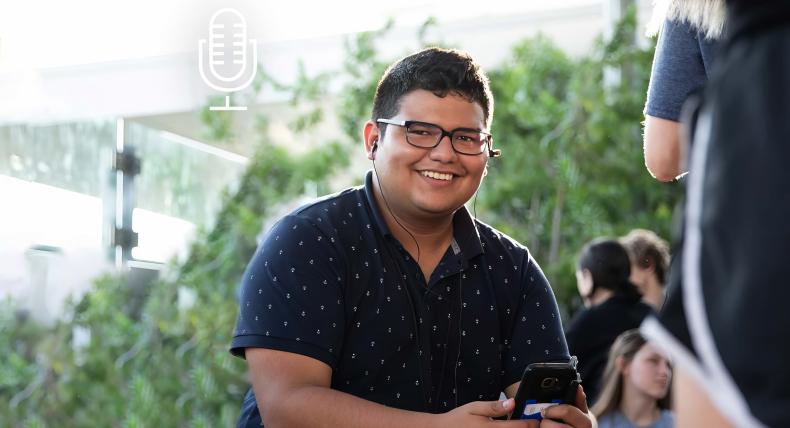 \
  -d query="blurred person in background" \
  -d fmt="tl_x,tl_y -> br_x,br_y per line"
565,239 -> 654,405
592,330 -> 673,428
620,229 -> 670,311
643,0 -> 726,181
